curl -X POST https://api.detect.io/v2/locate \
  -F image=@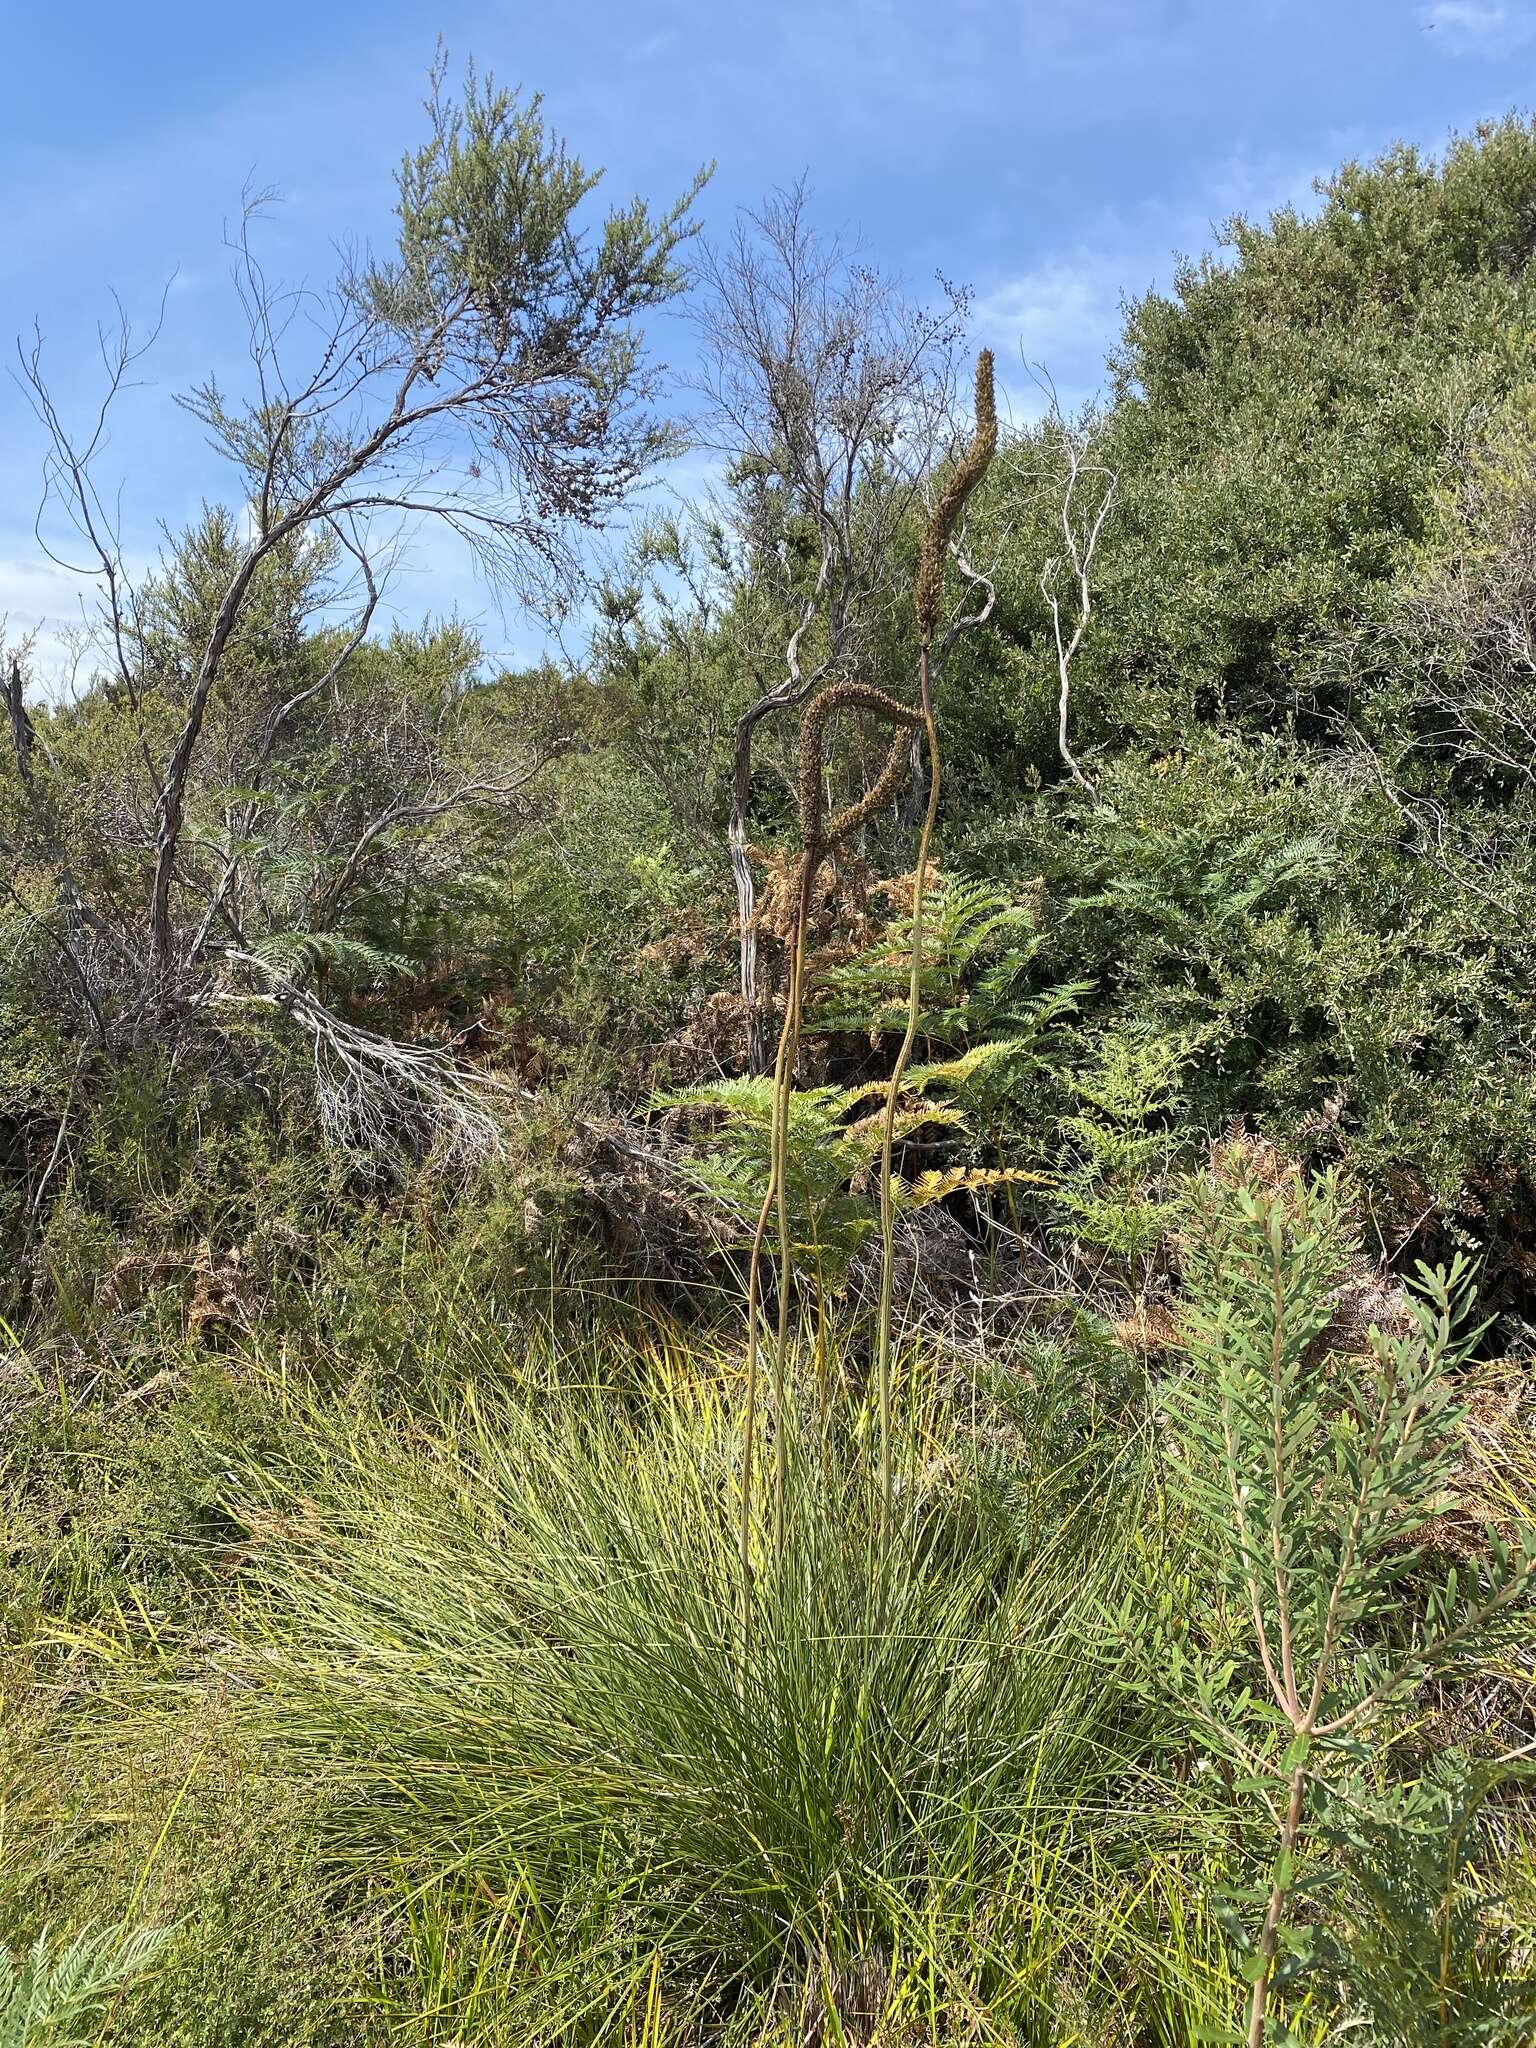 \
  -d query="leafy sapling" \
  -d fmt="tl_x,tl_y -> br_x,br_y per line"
1151,1164 -> 1536,2048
